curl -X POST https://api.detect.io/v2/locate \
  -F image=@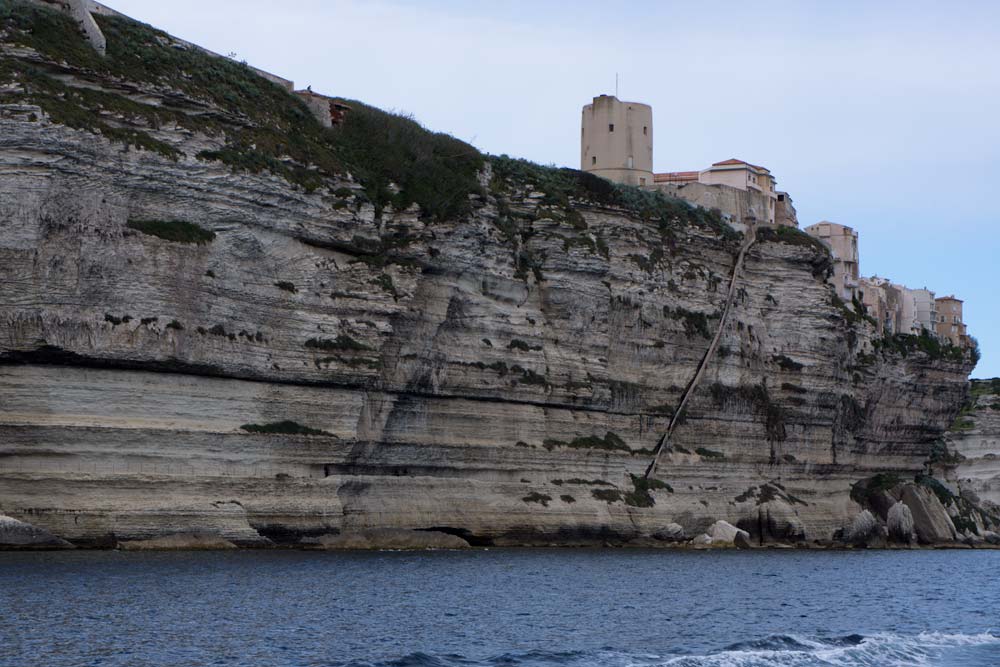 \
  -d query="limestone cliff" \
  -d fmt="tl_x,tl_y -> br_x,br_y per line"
945,380 -> 1000,534
0,1 -> 987,548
